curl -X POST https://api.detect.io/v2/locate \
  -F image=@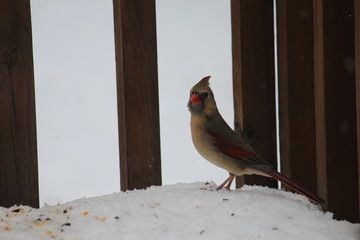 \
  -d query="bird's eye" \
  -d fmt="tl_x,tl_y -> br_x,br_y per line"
202,92 -> 208,98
